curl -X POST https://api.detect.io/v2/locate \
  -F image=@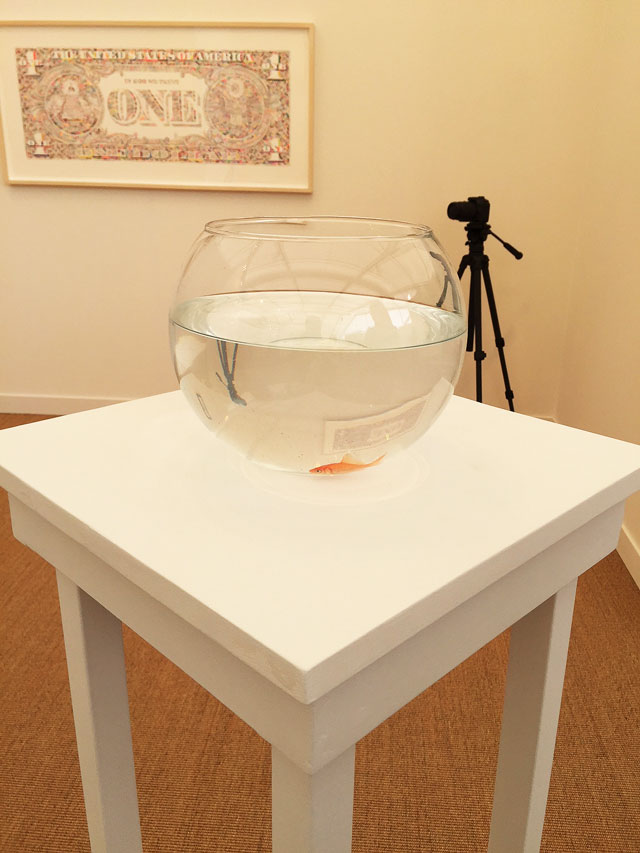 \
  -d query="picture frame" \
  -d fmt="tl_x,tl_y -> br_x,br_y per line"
0,21 -> 314,192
